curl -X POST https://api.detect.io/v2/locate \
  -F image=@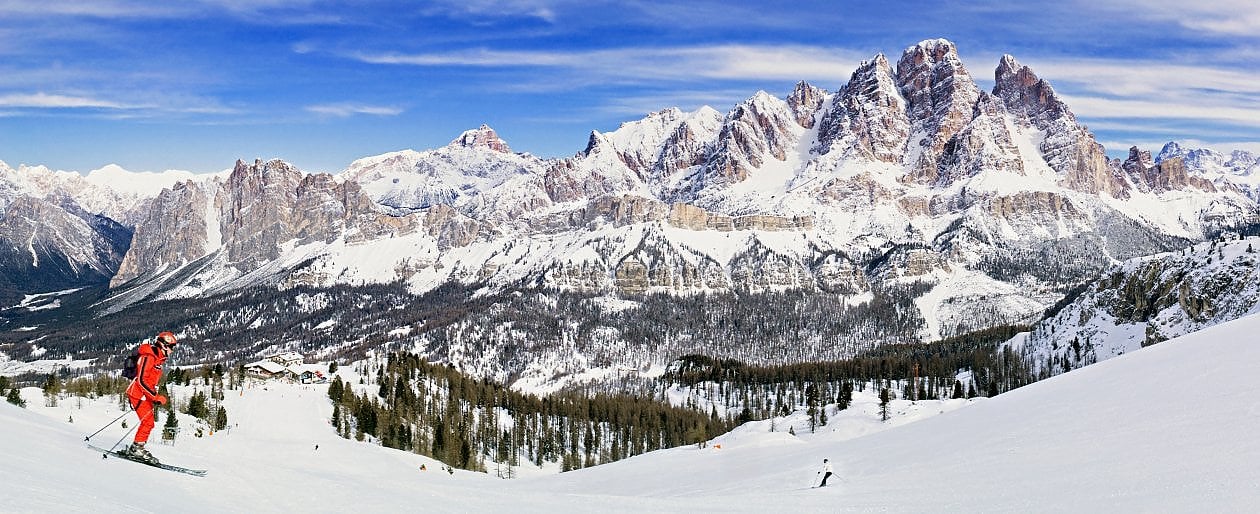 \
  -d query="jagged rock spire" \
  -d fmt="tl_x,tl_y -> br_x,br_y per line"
895,39 -> 982,183
786,81 -> 827,129
815,52 -> 909,162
